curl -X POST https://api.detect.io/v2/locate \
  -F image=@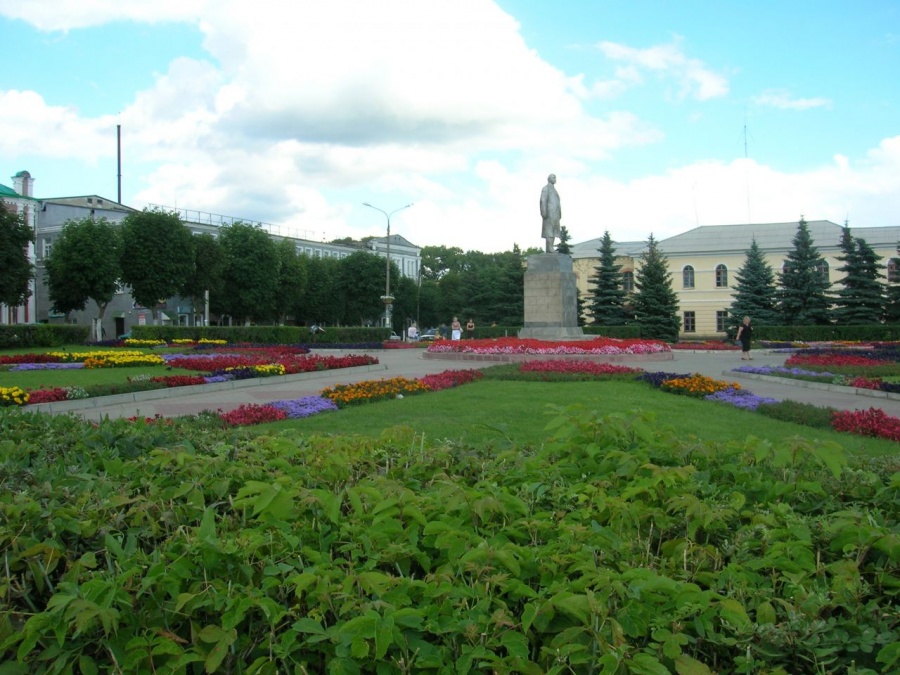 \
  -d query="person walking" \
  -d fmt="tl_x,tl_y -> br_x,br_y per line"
736,316 -> 753,360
